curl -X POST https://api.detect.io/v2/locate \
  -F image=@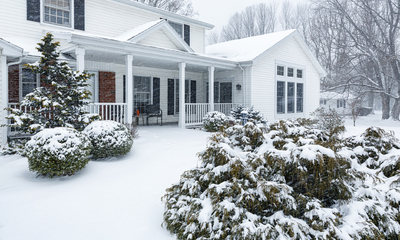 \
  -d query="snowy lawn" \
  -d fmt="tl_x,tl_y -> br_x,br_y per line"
1,112 -> 399,240
0,126 -> 209,240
